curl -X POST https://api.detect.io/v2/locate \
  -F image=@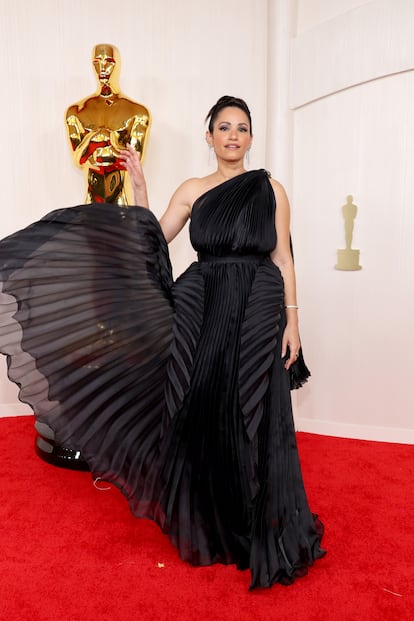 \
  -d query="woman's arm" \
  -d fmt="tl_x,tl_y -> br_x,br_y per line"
159,179 -> 201,243
269,179 -> 301,371
118,144 -> 195,243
